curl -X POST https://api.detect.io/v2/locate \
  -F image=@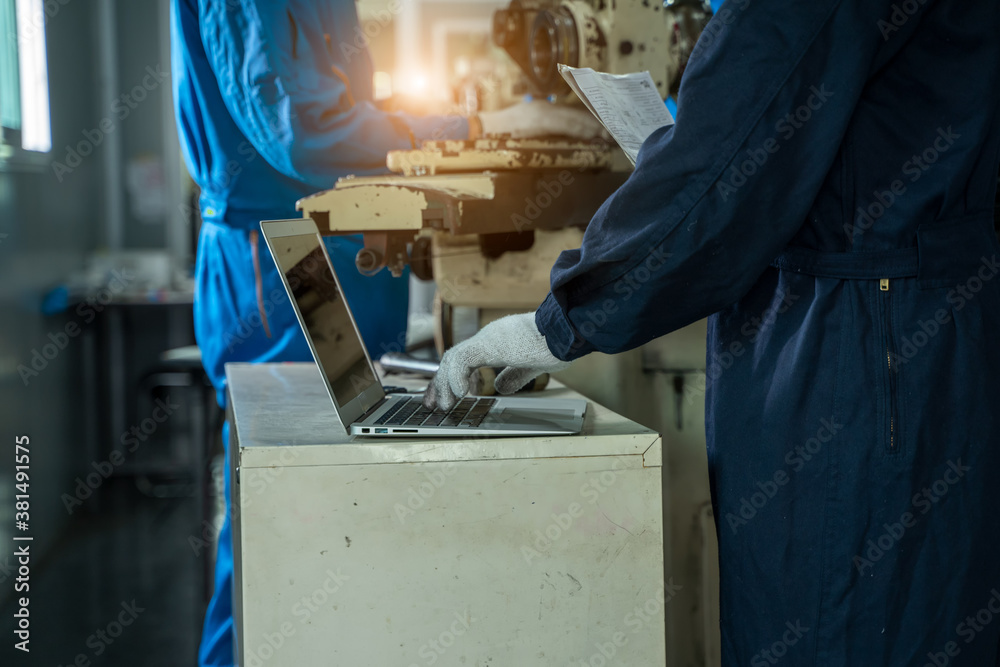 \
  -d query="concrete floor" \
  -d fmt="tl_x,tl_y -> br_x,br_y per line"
0,479 -> 207,666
